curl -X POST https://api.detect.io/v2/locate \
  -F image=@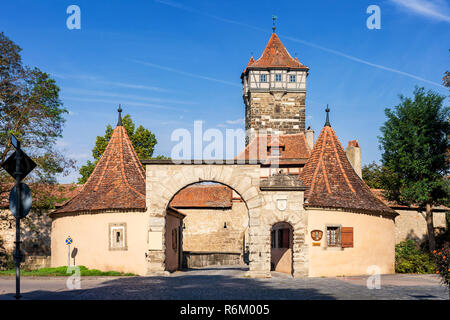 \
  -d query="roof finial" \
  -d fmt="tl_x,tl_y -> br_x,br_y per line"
272,15 -> 277,33
325,104 -> 331,127
117,104 -> 123,126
